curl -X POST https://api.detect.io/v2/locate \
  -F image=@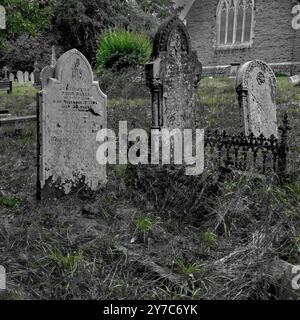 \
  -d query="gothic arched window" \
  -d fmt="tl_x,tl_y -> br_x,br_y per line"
216,0 -> 255,49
